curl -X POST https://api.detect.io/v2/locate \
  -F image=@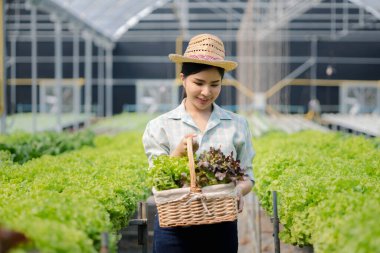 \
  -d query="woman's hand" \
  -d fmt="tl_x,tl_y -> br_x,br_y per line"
236,180 -> 254,213
236,186 -> 244,213
170,133 -> 199,157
